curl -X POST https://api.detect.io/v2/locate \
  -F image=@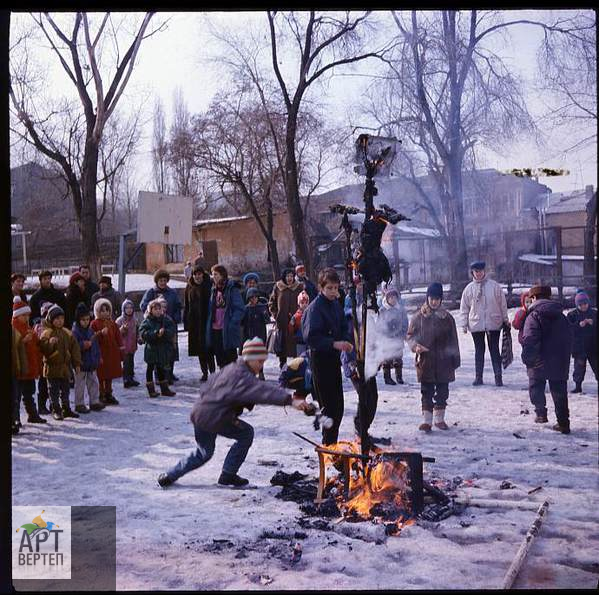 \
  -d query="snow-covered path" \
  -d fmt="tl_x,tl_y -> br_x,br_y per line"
12,309 -> 599,590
